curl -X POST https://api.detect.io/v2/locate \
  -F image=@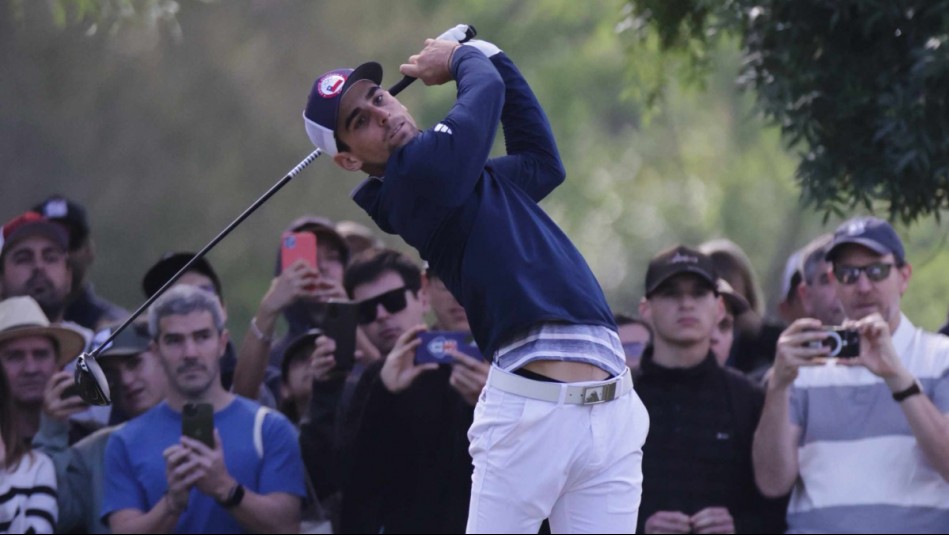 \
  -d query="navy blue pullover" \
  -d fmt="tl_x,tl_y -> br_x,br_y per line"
352,45 -> 615,359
